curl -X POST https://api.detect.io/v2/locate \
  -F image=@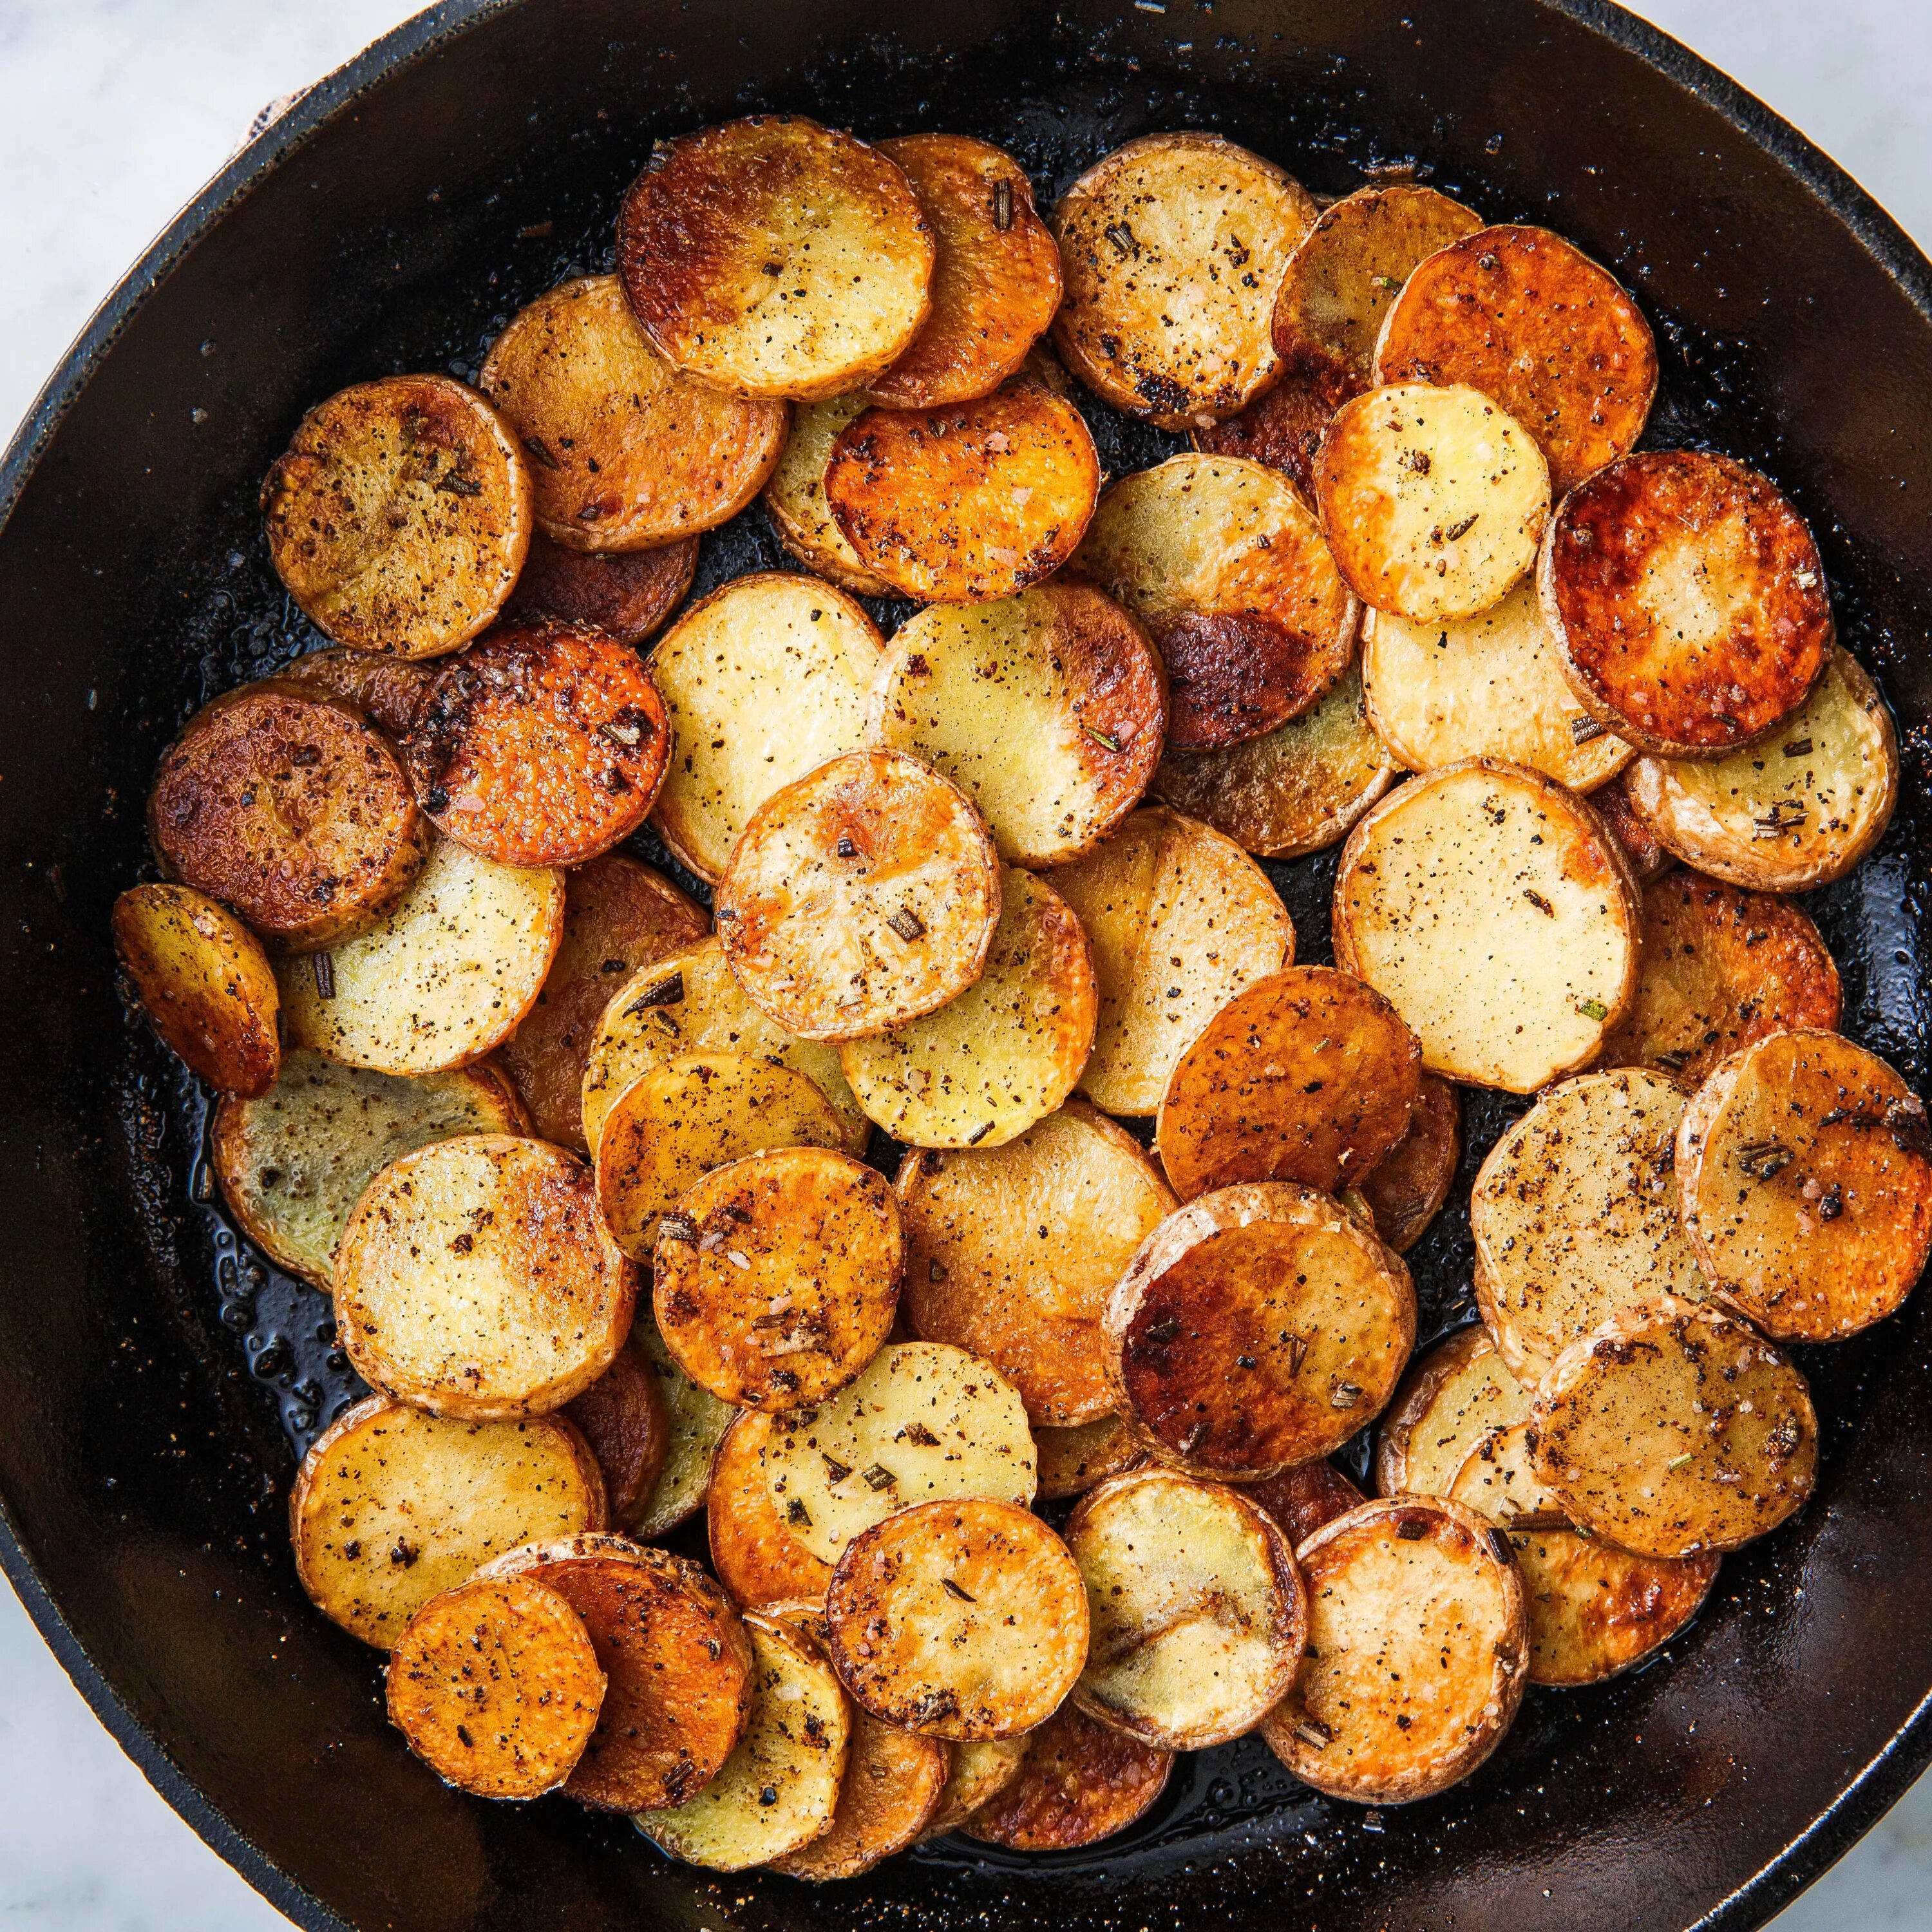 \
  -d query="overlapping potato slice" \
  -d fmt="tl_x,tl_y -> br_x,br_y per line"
762,395 -> 896,595
1192,348 -> 1365,506
920,1738 -> 1031,1841
1356,1074 -> 1460,1254
631,1312 -> 737,1538
1591,770 -> 1672,883
1444,1419 -> 1569,1529
502,531 -> 697,647
961,1700 -> 1171,1850
564,1337 -> 670,1529
1374,1325 -> 1530,1498
1248,1457 -> 1365,1546
279,647 -> 433,739
1034,1415 -> 1148,1501
707,1411 -> 834,1609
